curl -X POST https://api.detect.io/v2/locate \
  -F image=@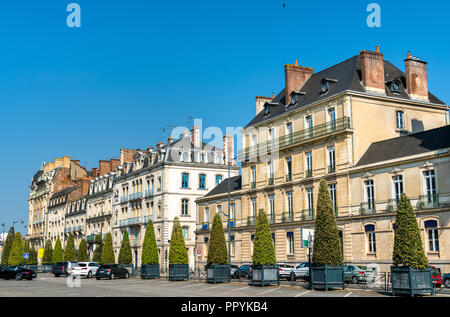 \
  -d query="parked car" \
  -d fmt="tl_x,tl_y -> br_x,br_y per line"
95,264 -> 129,280
443,273 -> 450,288
234,265 -> 252,279
72,262 -> 99,278
344,265 -> 375,284
230,265 -> 239,279
52,261 -> 78,277
431,266 -> 442,288
289,262 -> 310,281
278,264 -> 295,280
0,266 -> 36,280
